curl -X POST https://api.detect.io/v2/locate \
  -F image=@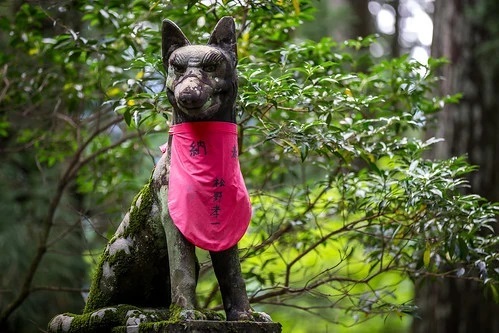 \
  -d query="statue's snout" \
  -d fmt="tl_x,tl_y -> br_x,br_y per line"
175,77 -> 212,110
